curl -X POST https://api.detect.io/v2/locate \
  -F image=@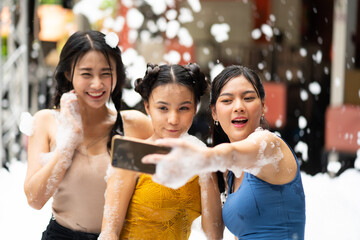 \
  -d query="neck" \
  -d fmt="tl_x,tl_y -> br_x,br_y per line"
81,106 -> 112,126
